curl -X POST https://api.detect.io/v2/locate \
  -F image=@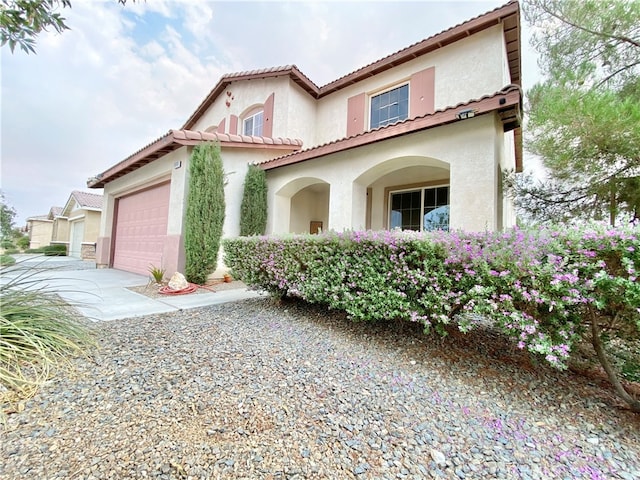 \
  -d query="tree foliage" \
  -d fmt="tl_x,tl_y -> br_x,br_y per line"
526,0 -> 640,90
0,0 -> 128,54
239,164 -> 268,236
184,143 -> 226,285
0,191 -> 17,239
512,0 -> 640,225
